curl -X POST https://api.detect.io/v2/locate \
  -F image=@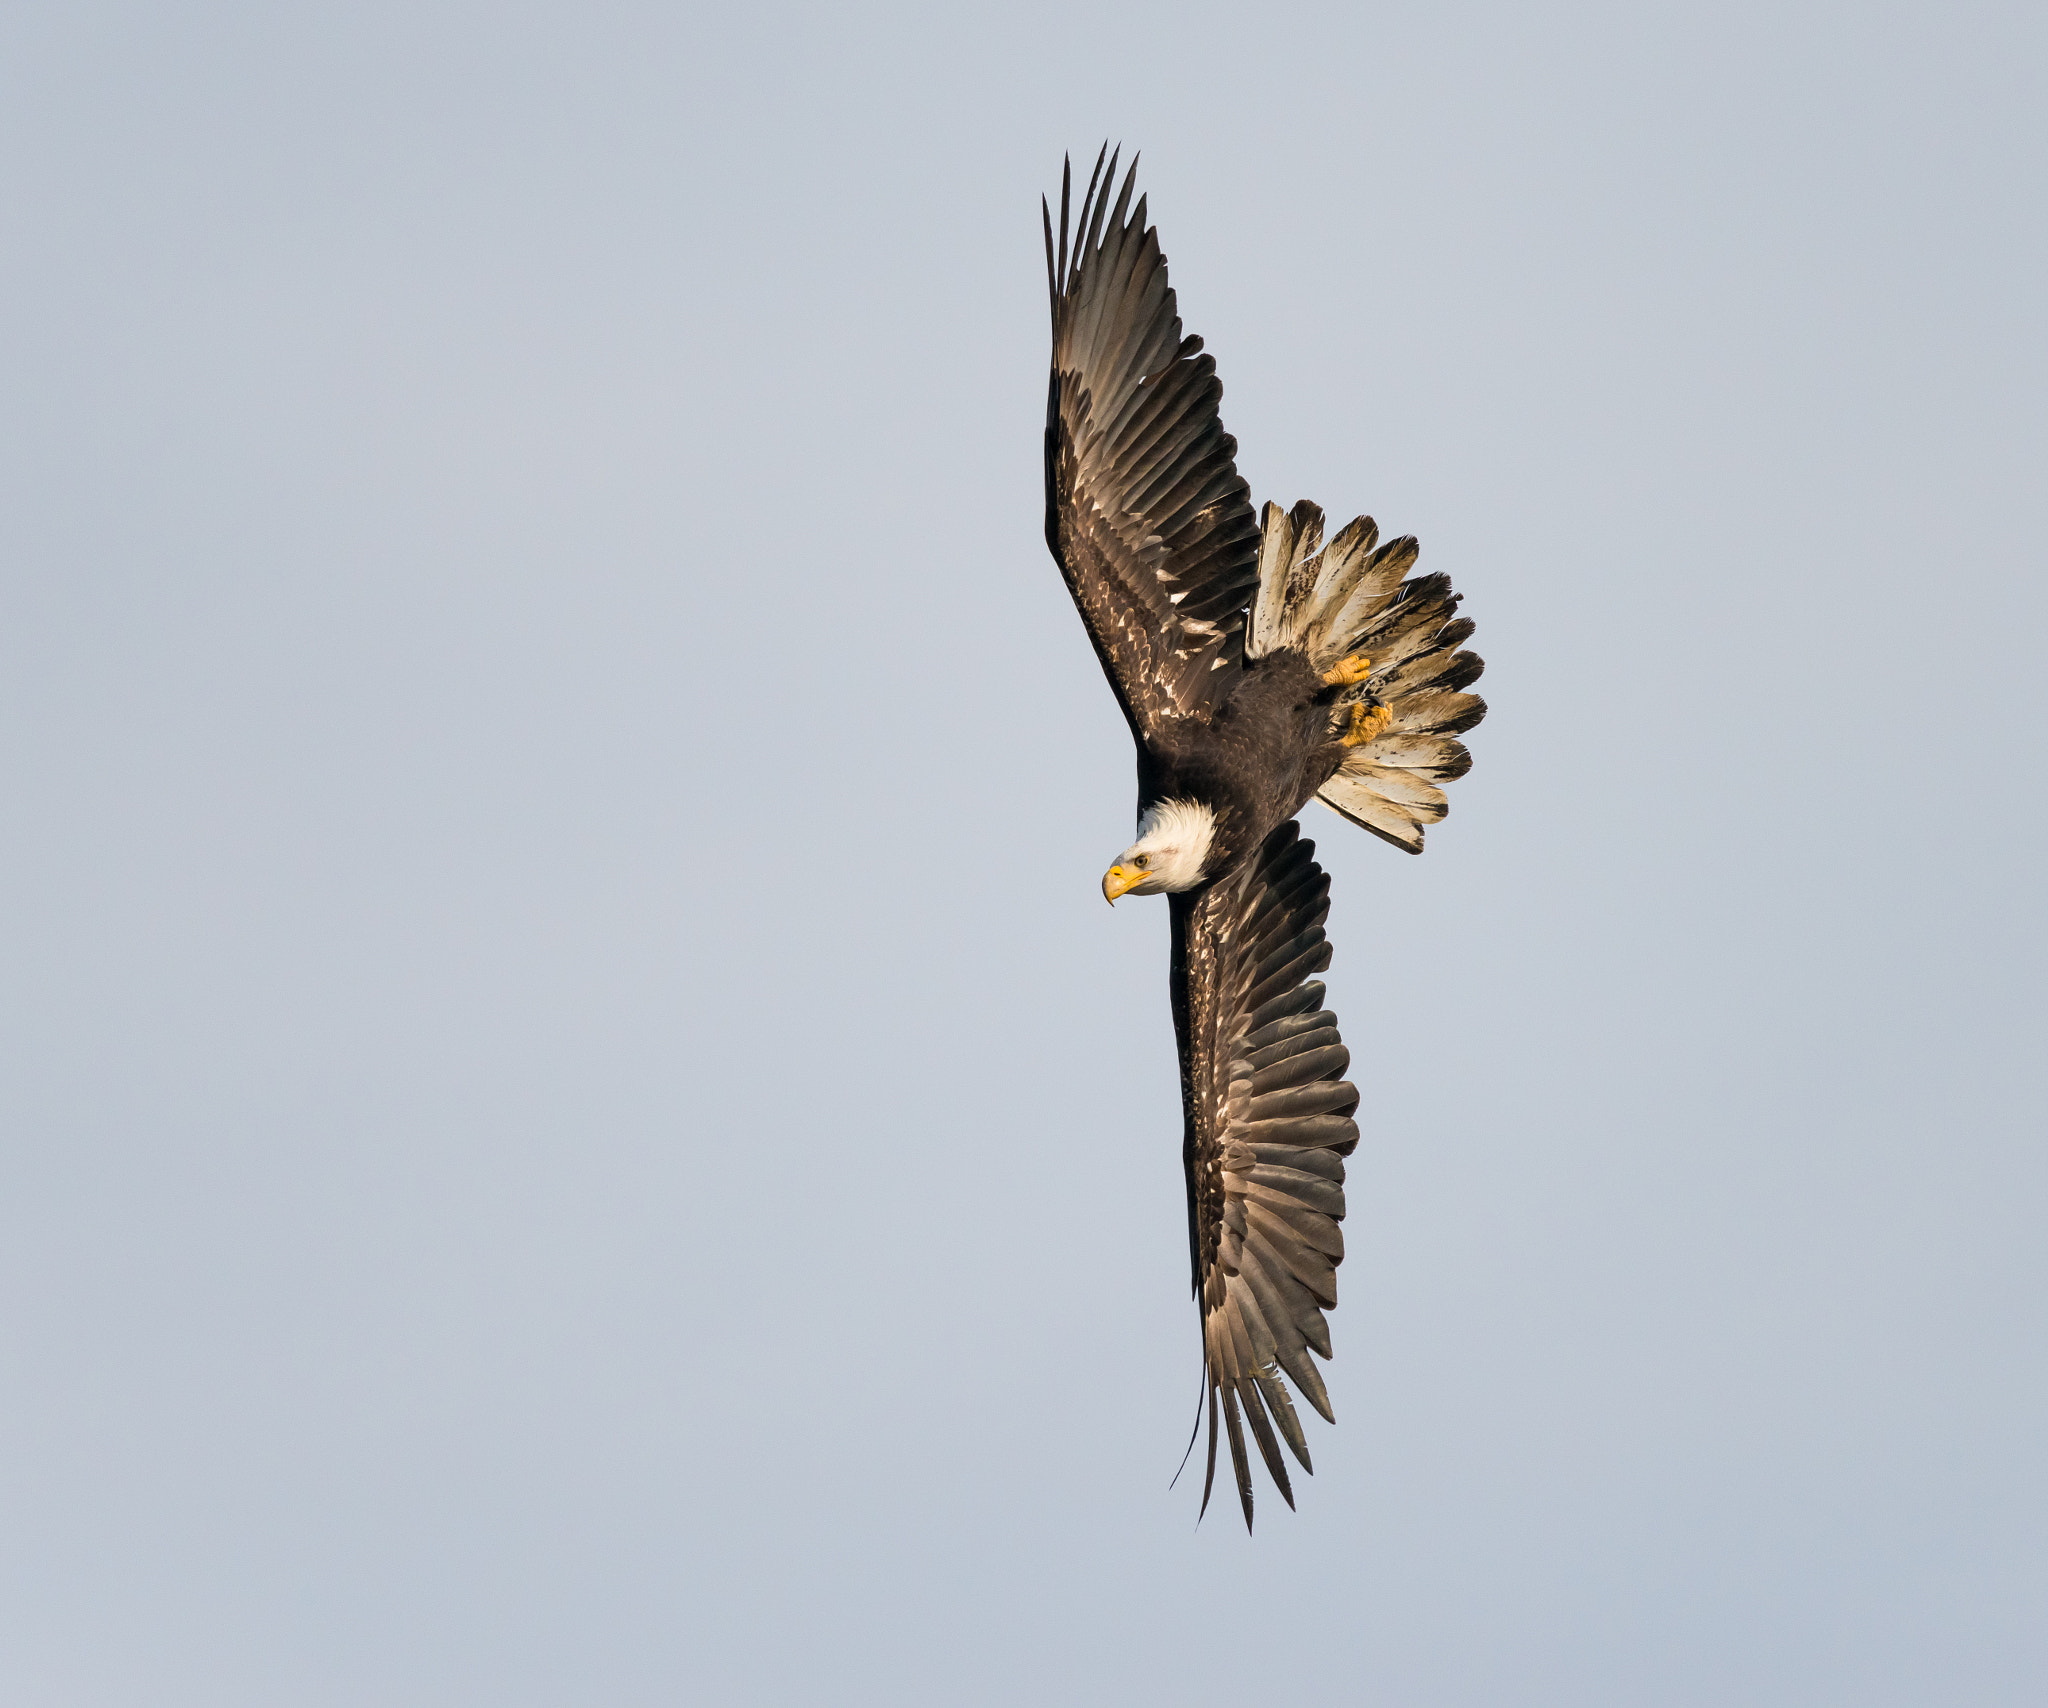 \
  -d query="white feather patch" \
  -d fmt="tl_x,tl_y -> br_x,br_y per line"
1118,798 -> 1217,894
